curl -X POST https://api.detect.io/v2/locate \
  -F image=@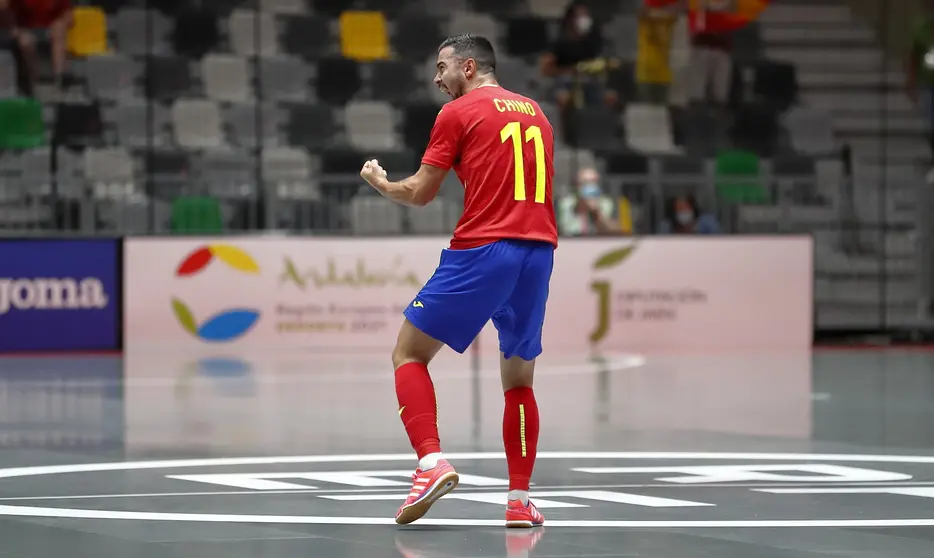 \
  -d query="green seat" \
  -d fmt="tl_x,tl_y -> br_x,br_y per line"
0,98 -> 45,149
715,150 -> 770,204
170,196 -> 224,234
